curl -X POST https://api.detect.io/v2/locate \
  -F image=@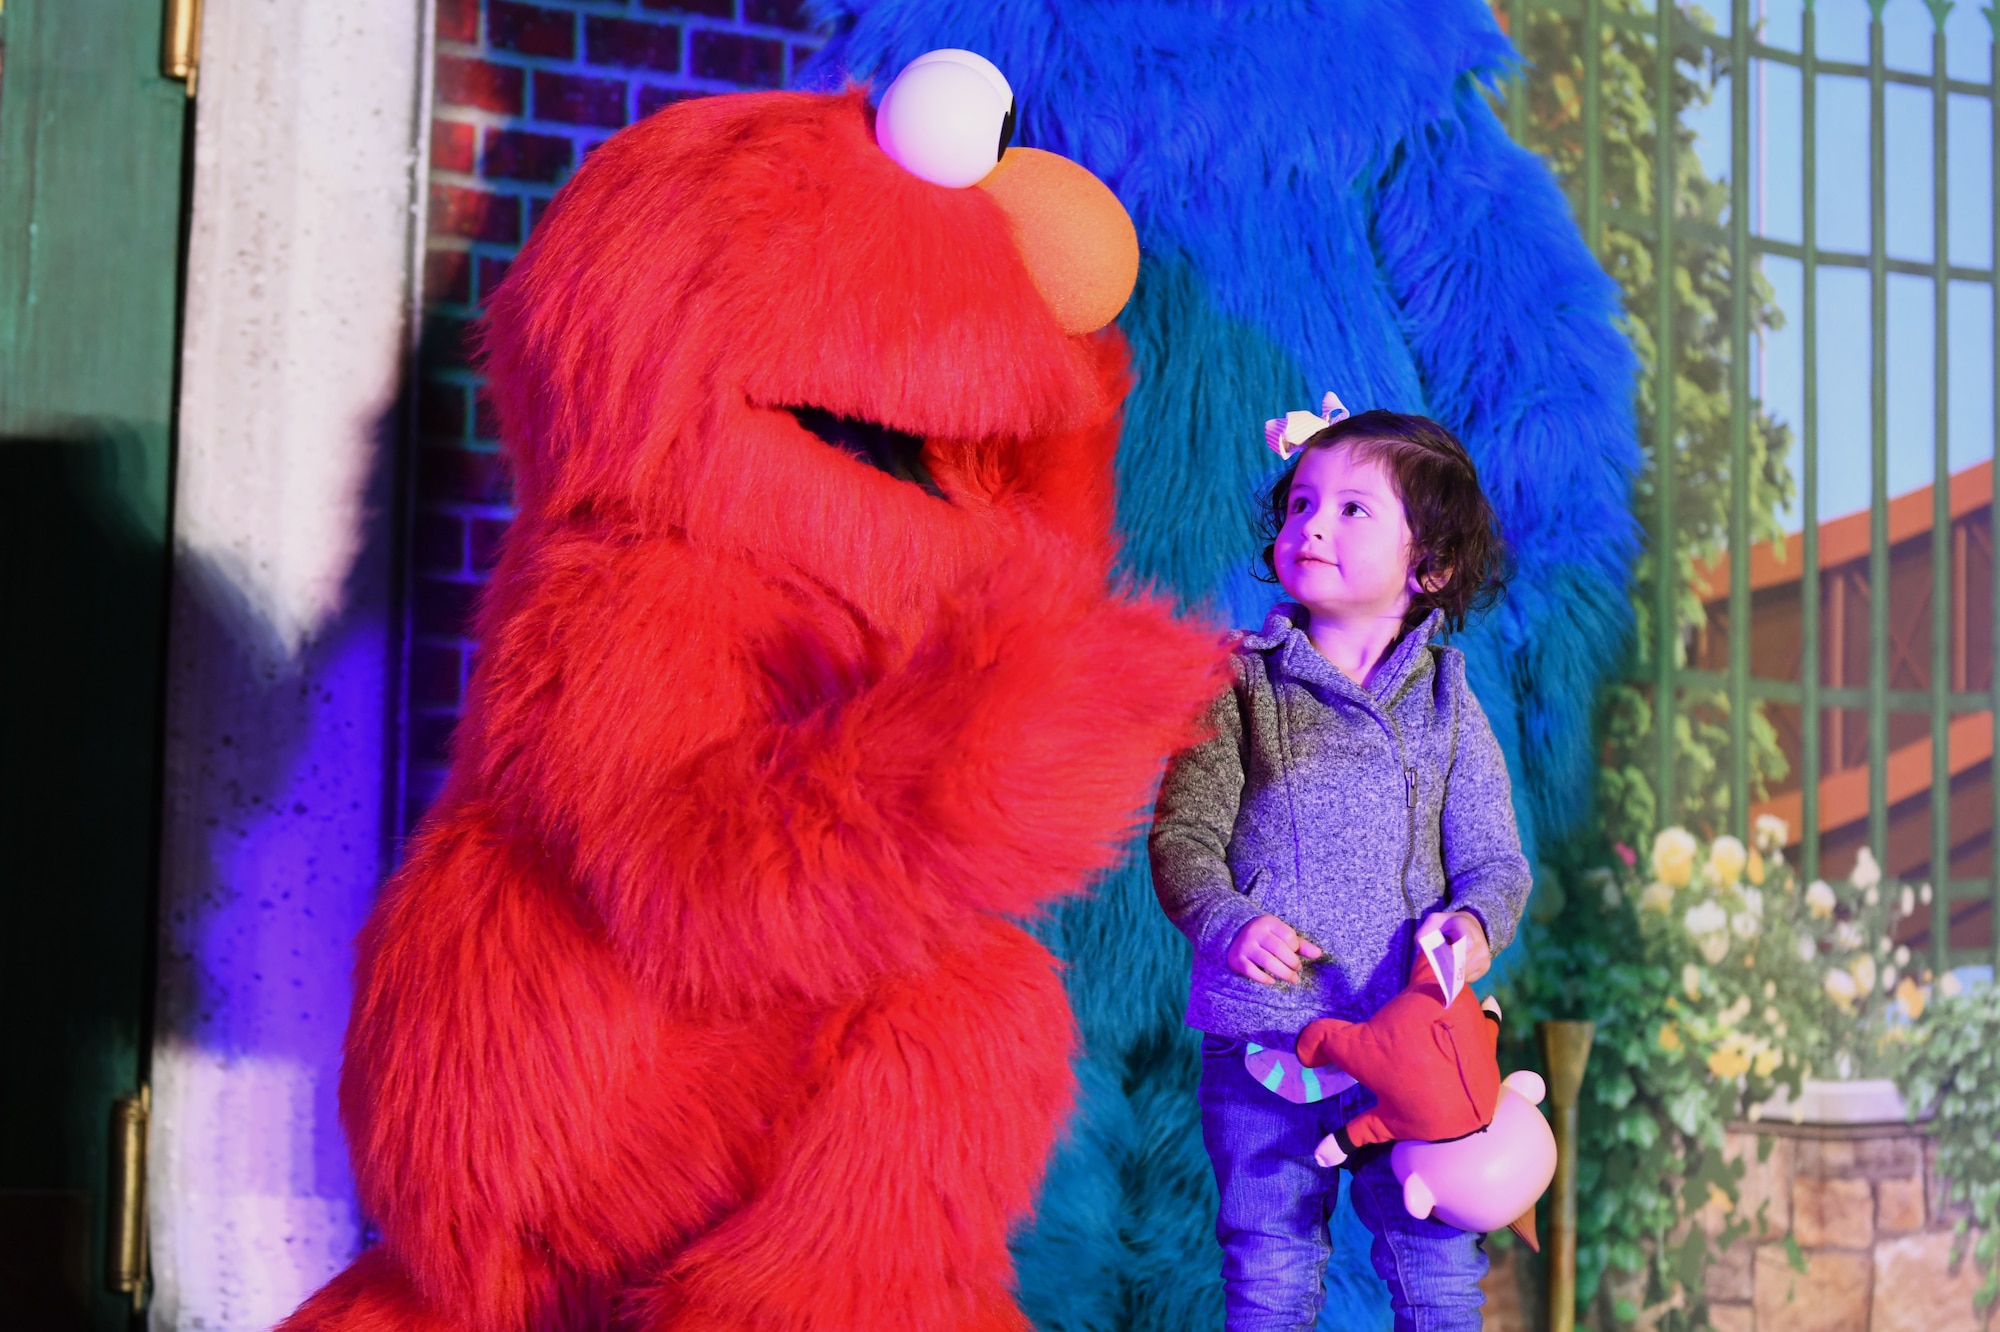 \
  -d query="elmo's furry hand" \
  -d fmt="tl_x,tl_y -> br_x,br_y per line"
281,86 -> 1224,1332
